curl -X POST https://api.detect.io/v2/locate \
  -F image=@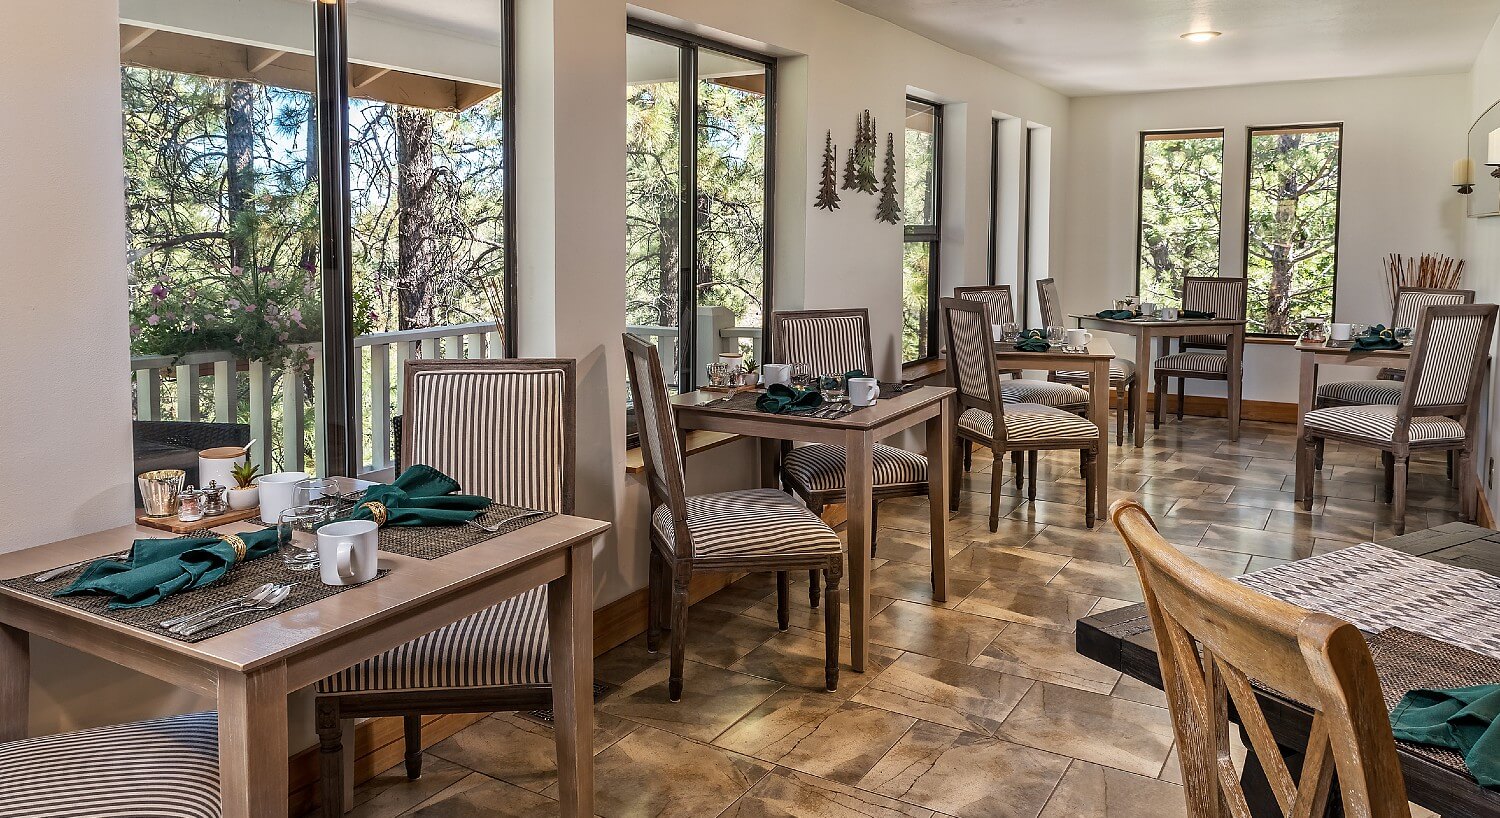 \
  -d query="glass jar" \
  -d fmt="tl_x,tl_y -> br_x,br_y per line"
177,487 -> 204,523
